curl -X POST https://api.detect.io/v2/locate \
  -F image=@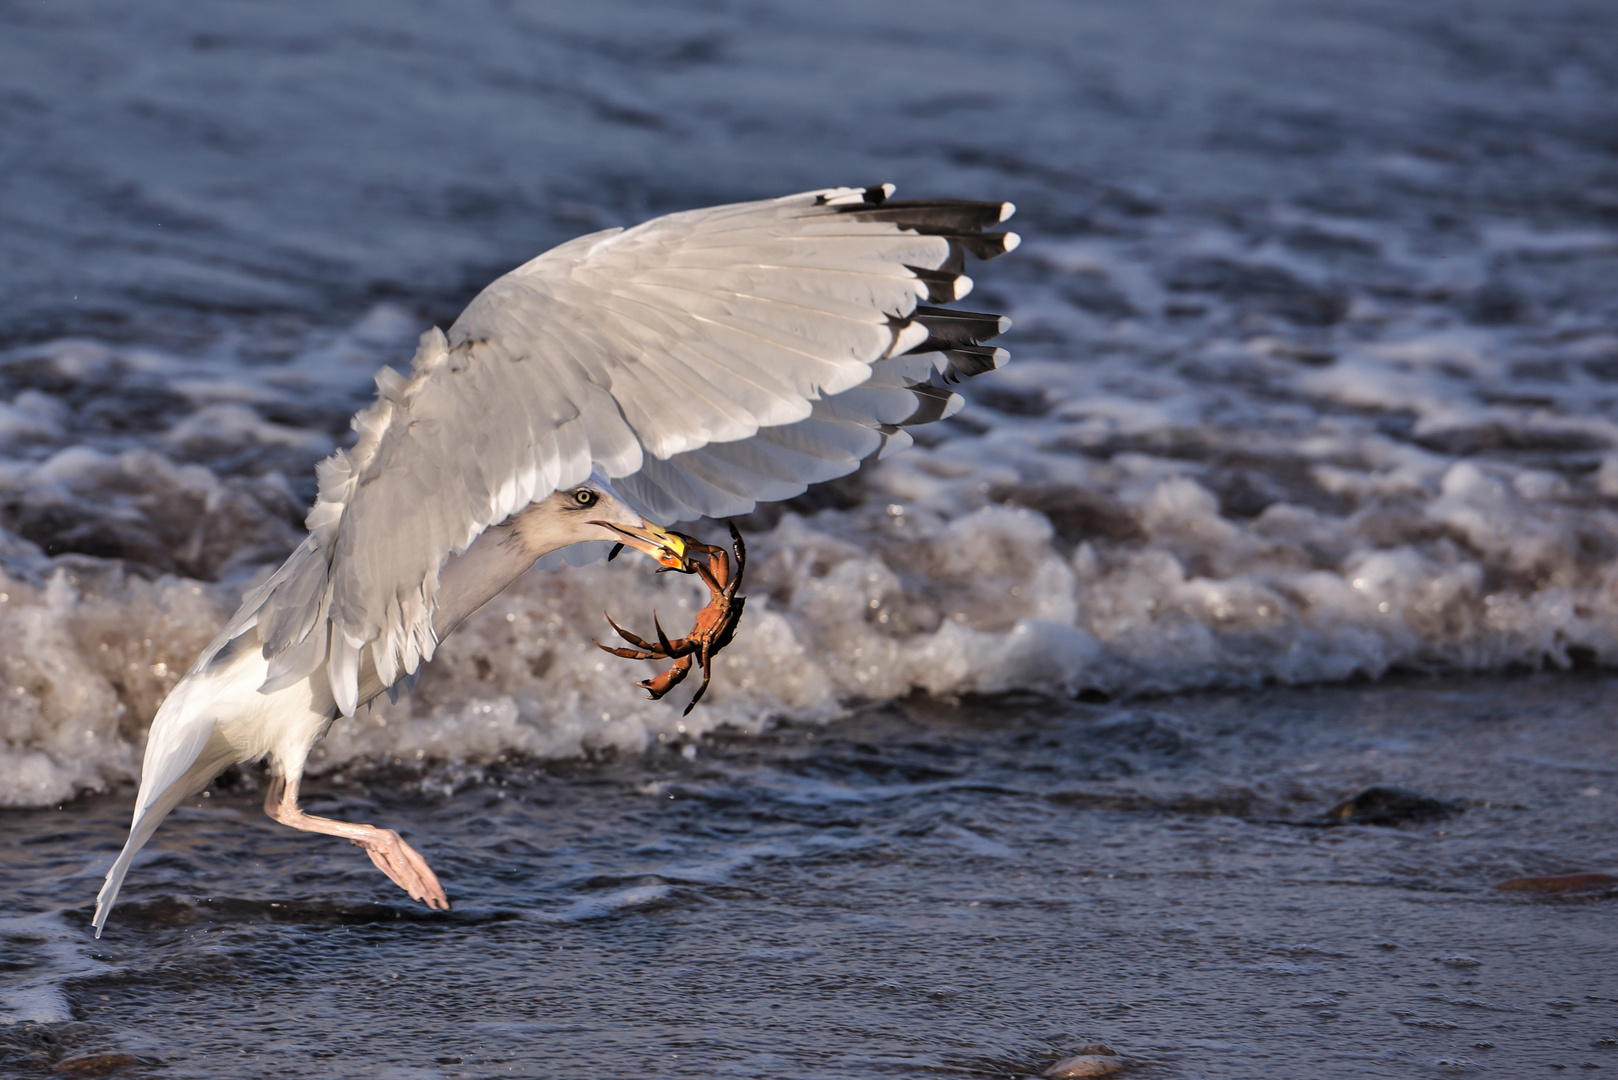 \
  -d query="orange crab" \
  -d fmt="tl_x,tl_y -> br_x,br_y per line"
596,522 -> 747,715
